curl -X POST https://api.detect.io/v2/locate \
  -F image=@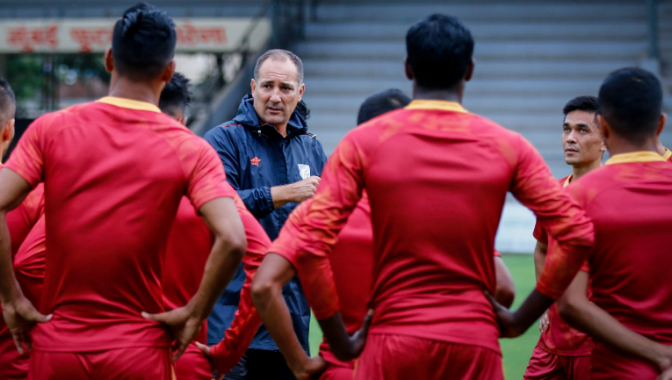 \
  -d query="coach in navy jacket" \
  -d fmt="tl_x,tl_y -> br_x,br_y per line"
204,49 -> 327,379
